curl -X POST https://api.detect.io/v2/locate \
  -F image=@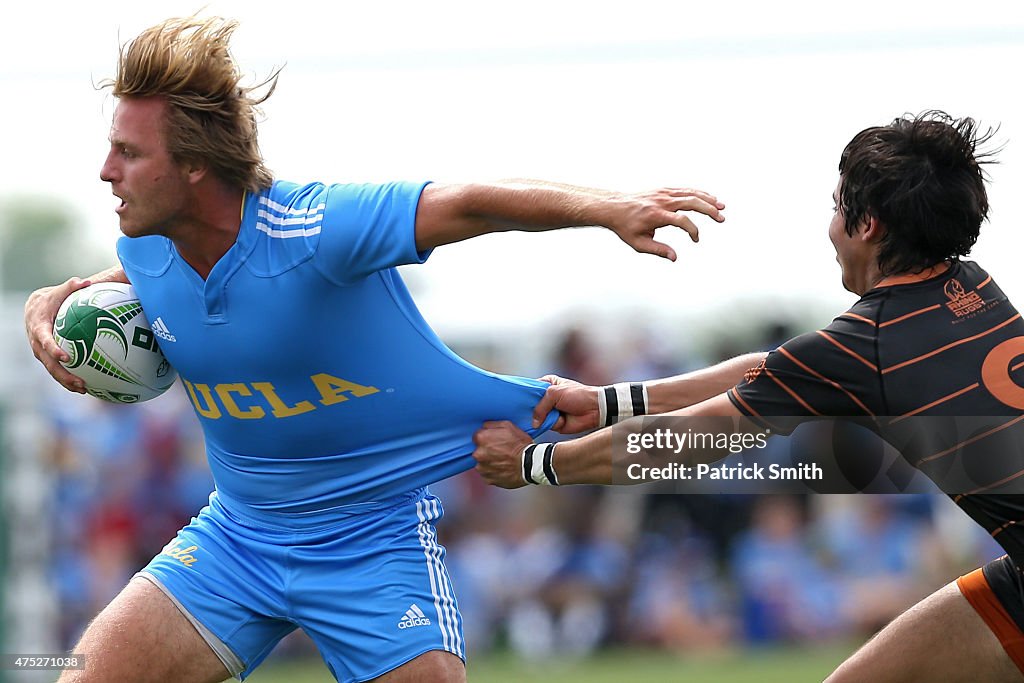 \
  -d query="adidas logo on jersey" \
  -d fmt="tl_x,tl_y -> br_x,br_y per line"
397,604 -> 431,629
151,317 -> 177,342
